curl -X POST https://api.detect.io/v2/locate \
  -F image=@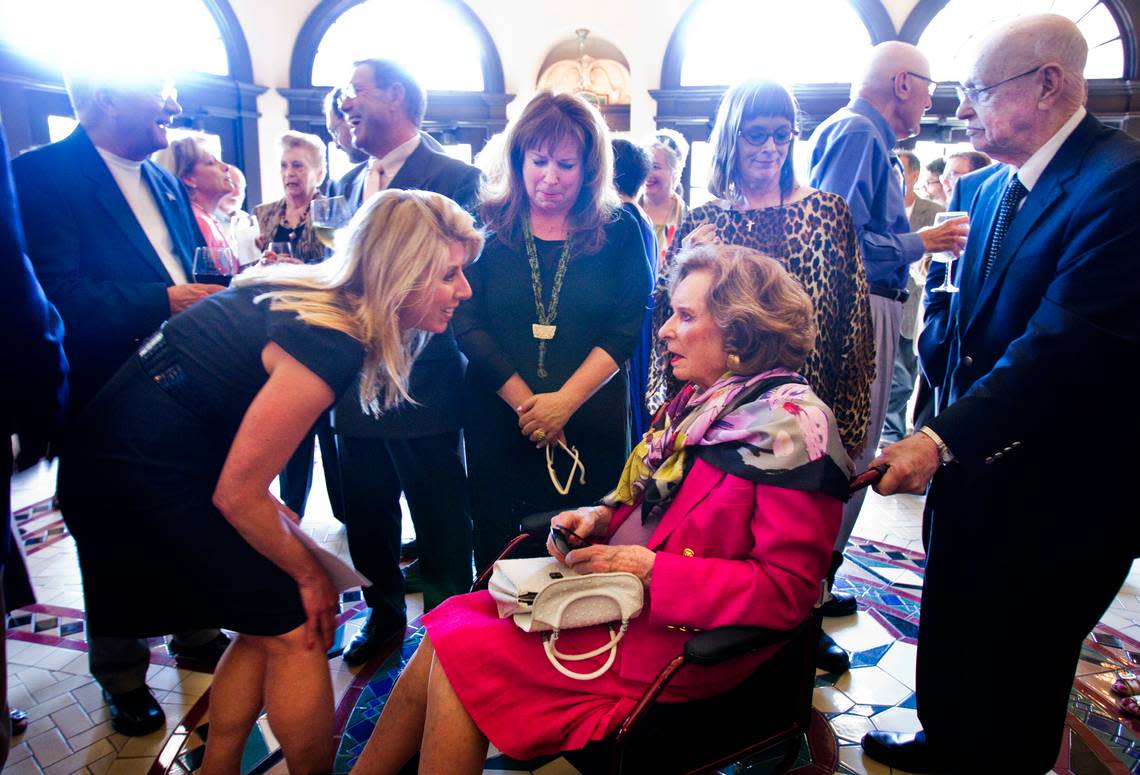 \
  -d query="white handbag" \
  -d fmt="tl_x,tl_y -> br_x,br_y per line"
489,556 -> 644,681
